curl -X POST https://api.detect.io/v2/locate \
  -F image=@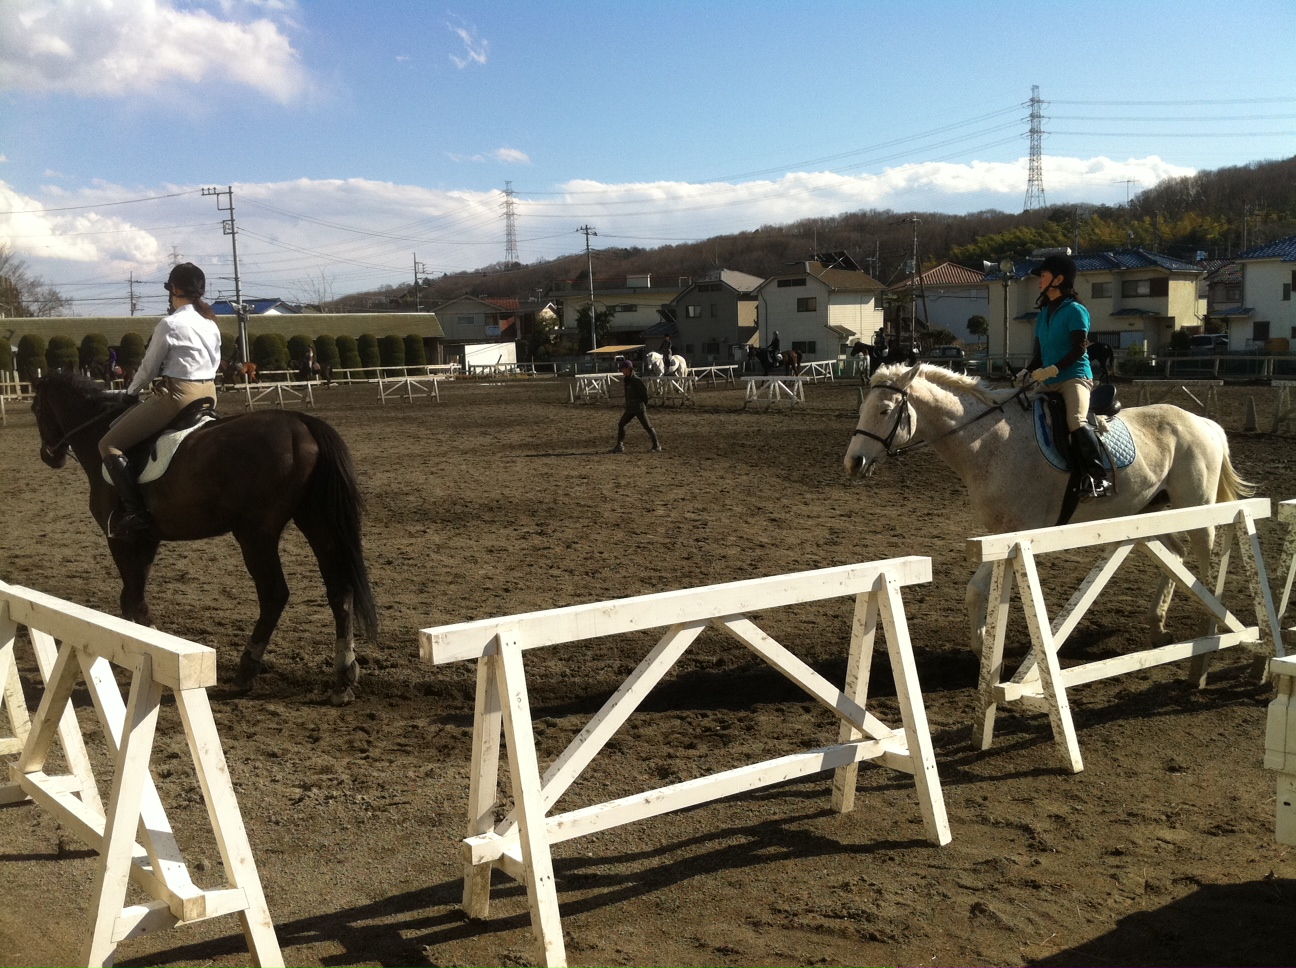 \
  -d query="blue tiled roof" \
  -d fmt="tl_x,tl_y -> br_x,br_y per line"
1236,235 -> 1296,261
212,298 -> 302,315
985,247 -> 1202,280
1110,307 -> 1158,317
1206,305 -> 1254,317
